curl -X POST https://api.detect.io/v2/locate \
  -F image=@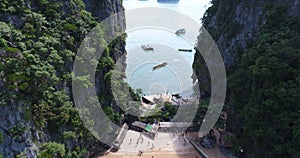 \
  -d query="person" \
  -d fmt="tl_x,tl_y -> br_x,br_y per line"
151,144 -> 155,149
137,150 -> 142,156
128,138 -> 132,145
140,150 -> 143,156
